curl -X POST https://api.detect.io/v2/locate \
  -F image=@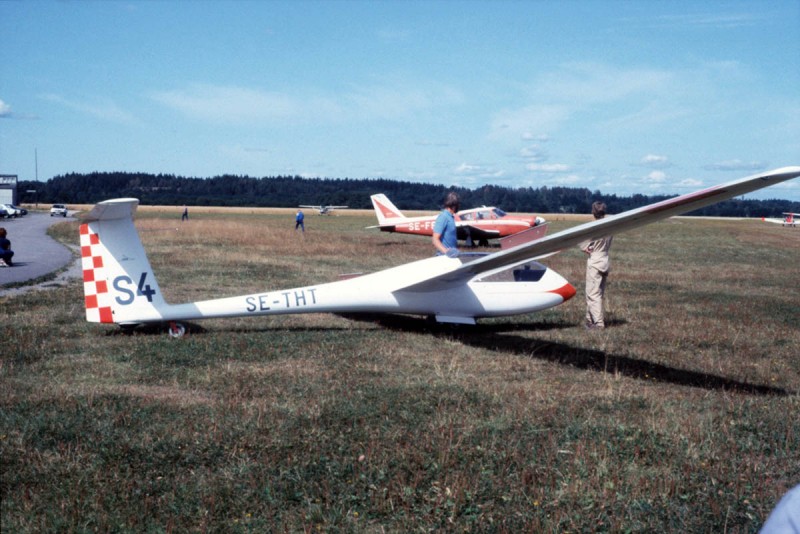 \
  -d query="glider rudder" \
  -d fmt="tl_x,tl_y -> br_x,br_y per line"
80,198 -> 168,325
